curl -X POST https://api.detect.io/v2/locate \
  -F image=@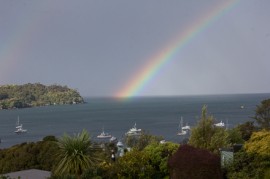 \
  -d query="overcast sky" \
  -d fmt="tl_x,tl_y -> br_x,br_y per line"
0,0 -> 269,97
